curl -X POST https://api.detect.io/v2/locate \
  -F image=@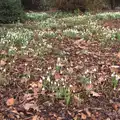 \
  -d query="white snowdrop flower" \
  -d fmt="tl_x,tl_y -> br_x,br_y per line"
42,76 -> 45,80
25,63 -> 28,66
69,85 -> 73,87
62,82 -> 65,86
57,57 -> 61,63
60,71 -> 63,74
56,79 -> 58,82
3,69 -> 6,72
115,75 -> 120,80
52,70 -> 56,75
35,68 -> 41,71
48,66 -> 51,70
54,82 -> 56,85
51,81 -> 53,84
42,87 -> 45,91
47,44 -> 52,48
85,69 -> 89,74
57,63 -> 62,66
47,76 -> 50,82
39,79 -> 42,83
21,46 -> 26,49
58,83 -> 60,86
111,72 -> 116,77
89,80 -> 92,84
73,90 -> 76,93
61,78 -> 64,81
93,68 -> 97,72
